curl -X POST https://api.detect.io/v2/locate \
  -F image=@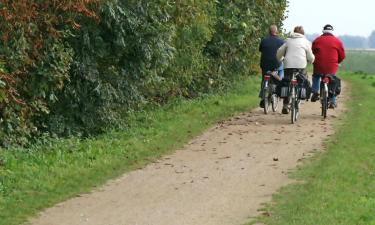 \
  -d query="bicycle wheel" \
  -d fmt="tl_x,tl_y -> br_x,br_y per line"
291,88 -> 297,124
321,85 -> 328,119
271,93 -> 279,112
263,82 -> 270,114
